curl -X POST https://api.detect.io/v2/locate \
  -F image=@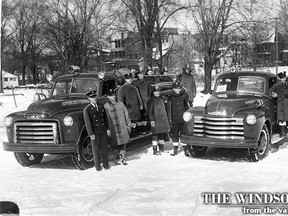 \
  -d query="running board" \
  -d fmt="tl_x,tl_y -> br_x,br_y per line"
271,134 -> 288,145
